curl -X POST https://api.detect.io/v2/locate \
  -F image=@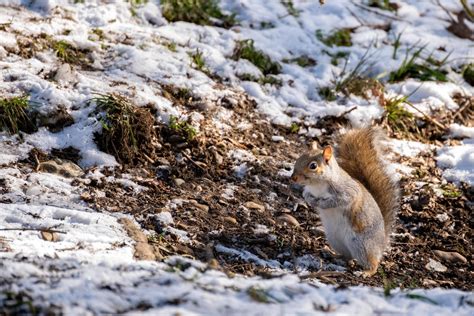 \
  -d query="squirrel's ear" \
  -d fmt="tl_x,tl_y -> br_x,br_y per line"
322,146 -> 333,163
